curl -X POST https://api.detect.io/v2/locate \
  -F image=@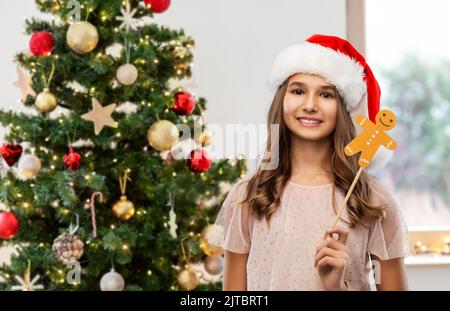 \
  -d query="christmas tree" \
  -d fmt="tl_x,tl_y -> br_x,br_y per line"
0,0 -> 246,291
